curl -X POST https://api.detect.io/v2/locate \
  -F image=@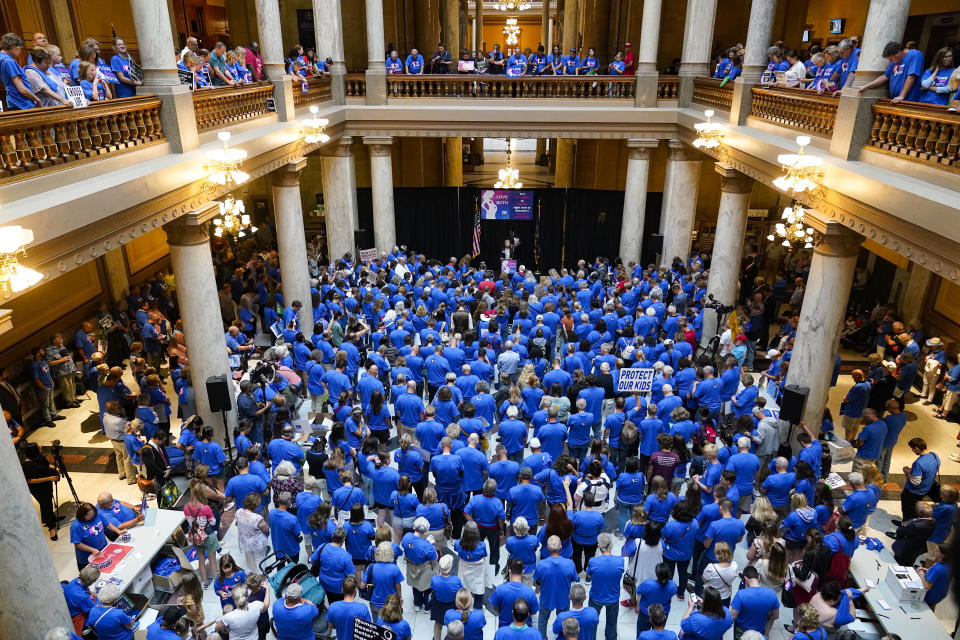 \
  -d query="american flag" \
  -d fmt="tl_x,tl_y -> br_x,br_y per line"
472,200 -> 481,257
